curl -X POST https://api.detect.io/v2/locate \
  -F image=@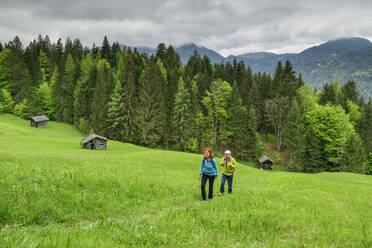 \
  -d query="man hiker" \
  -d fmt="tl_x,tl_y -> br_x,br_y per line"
219,150 -> 236,196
